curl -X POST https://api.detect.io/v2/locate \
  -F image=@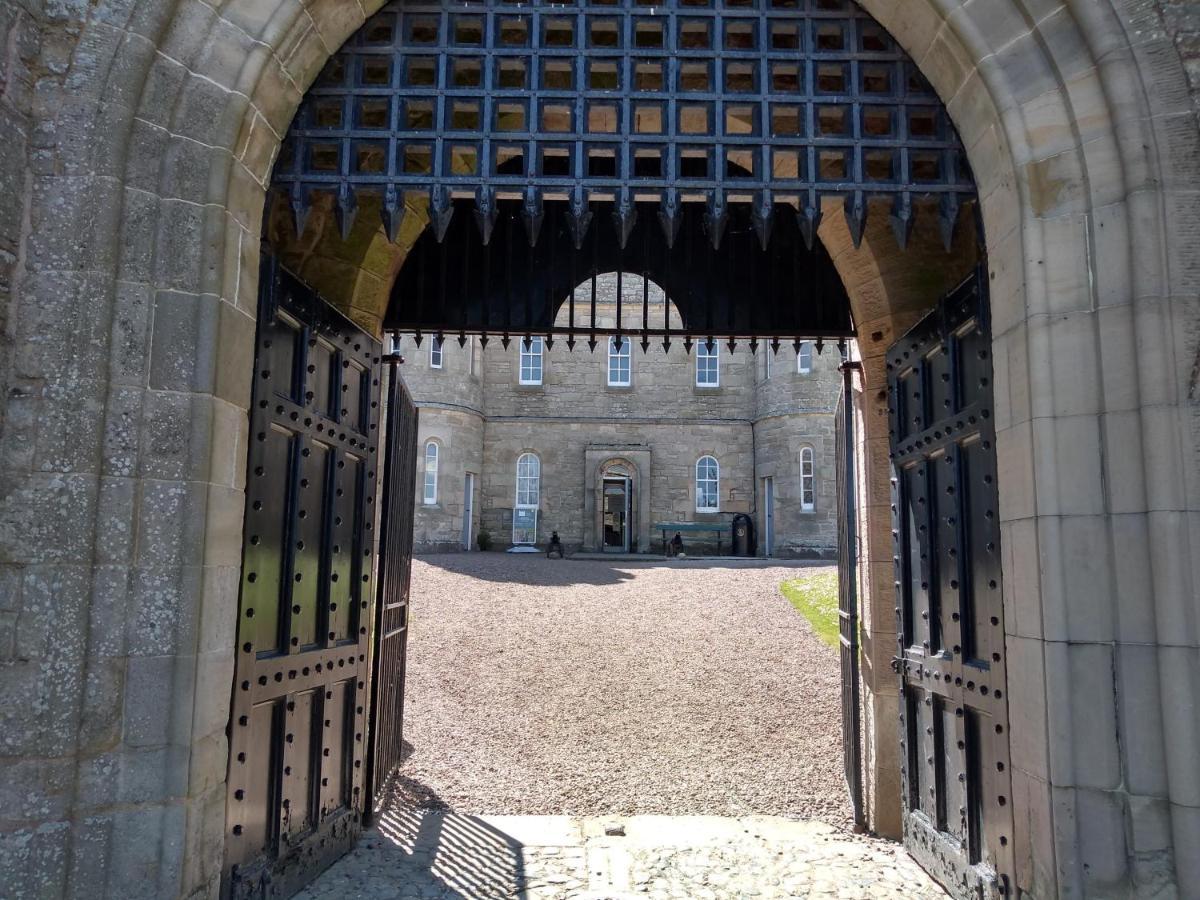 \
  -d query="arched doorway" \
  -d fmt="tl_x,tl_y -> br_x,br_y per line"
3,0 -> 1197,898
599,460 -> 635,553
246,0 -> 1010,894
